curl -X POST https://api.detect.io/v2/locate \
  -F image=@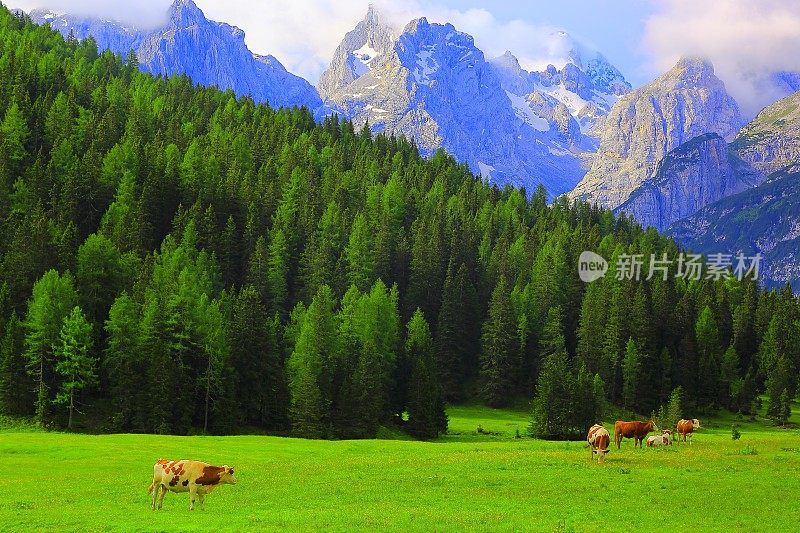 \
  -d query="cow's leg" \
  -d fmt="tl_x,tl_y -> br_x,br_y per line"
189,485 -> 197,511
151,481 -> 159,510
157,485 -> 167,510
198,491 -> 205,511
